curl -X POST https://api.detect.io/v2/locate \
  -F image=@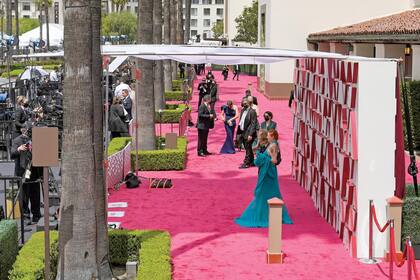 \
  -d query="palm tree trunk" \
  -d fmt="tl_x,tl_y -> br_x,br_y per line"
137,0 -> 156,150
45,1 -> 50,50
6,0 -> 12,35
153,0 -> 165,110
163,0 -> 172,91
176,0 -> 183,44
58,0 -> 113,278
39,7 -> 43,43
184,0 -> 191,44
170,0 -> 177,80
14,0 -> 19,49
